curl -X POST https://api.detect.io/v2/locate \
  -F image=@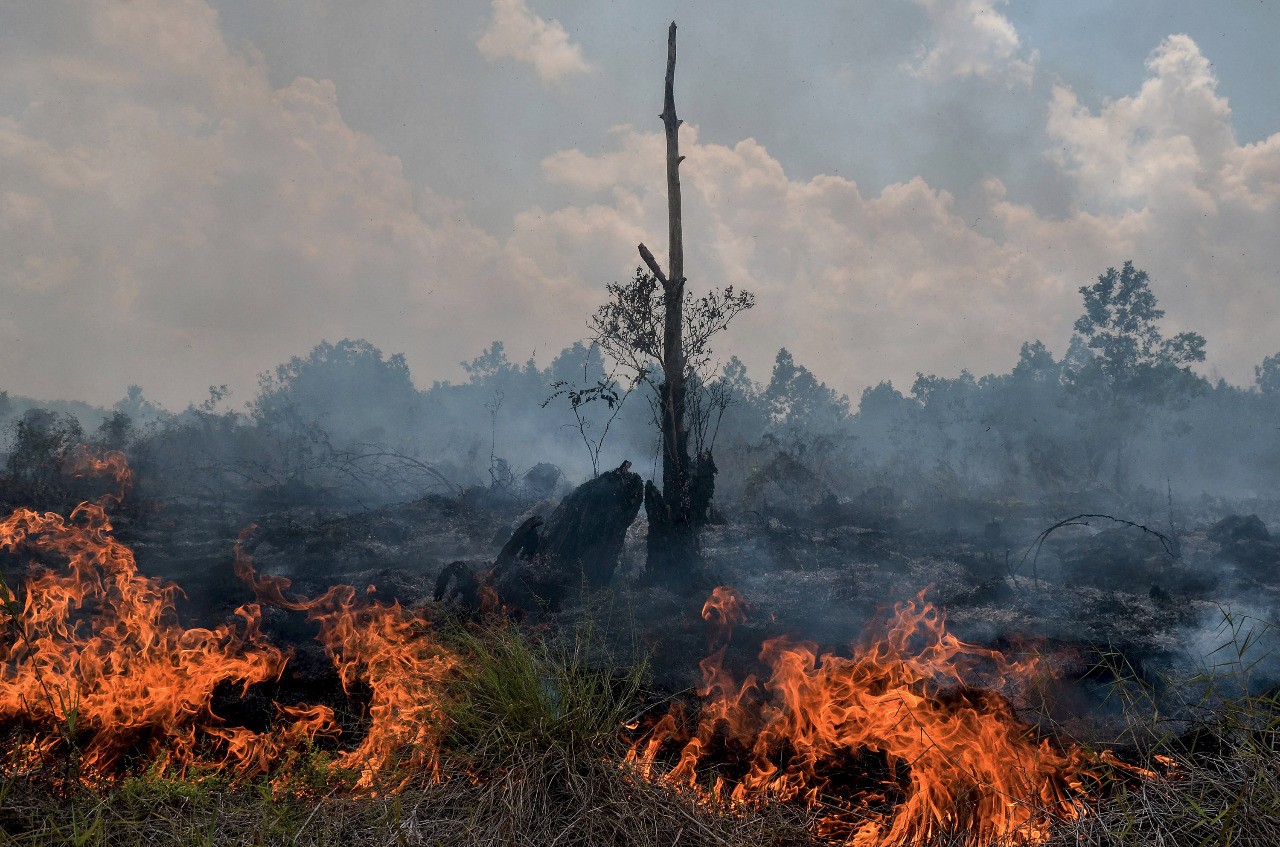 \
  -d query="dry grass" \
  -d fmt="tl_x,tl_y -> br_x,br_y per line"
3,614 -> 1279,846
1042,605 -> 1280,847
0,761 -> 818,847
0,617 -> 817,847
1046,696 -> 1280,847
